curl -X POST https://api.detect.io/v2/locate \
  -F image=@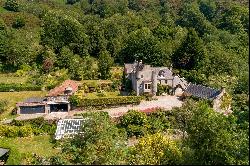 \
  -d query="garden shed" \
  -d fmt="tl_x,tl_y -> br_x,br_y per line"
0,148 -> 9,164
